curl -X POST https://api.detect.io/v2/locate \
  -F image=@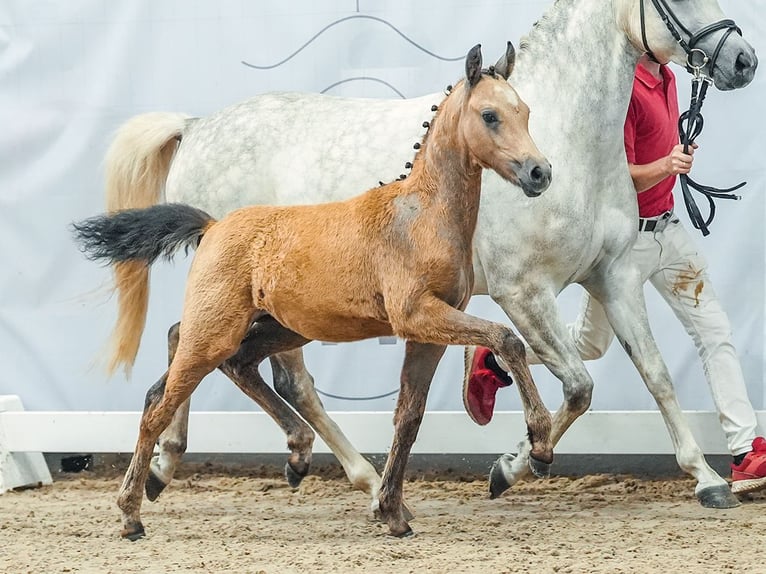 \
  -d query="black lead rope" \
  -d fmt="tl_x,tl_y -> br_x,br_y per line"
677,74 -> 746,237
640,0 -> 745,236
